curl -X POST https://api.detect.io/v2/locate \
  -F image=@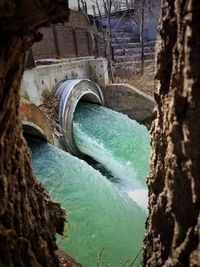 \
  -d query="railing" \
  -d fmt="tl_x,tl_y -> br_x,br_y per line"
92,0 -> 135,18
26,25 -> 105,68
113,0 -> 135,12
